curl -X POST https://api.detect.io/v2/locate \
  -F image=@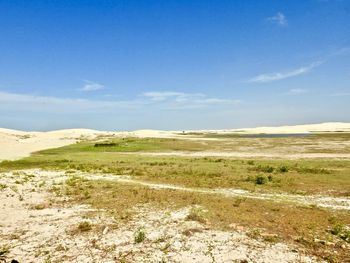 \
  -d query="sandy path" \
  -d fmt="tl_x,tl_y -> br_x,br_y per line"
79,172 -> 350,211
0,170 -> 320,263
8,169 -> 350,211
